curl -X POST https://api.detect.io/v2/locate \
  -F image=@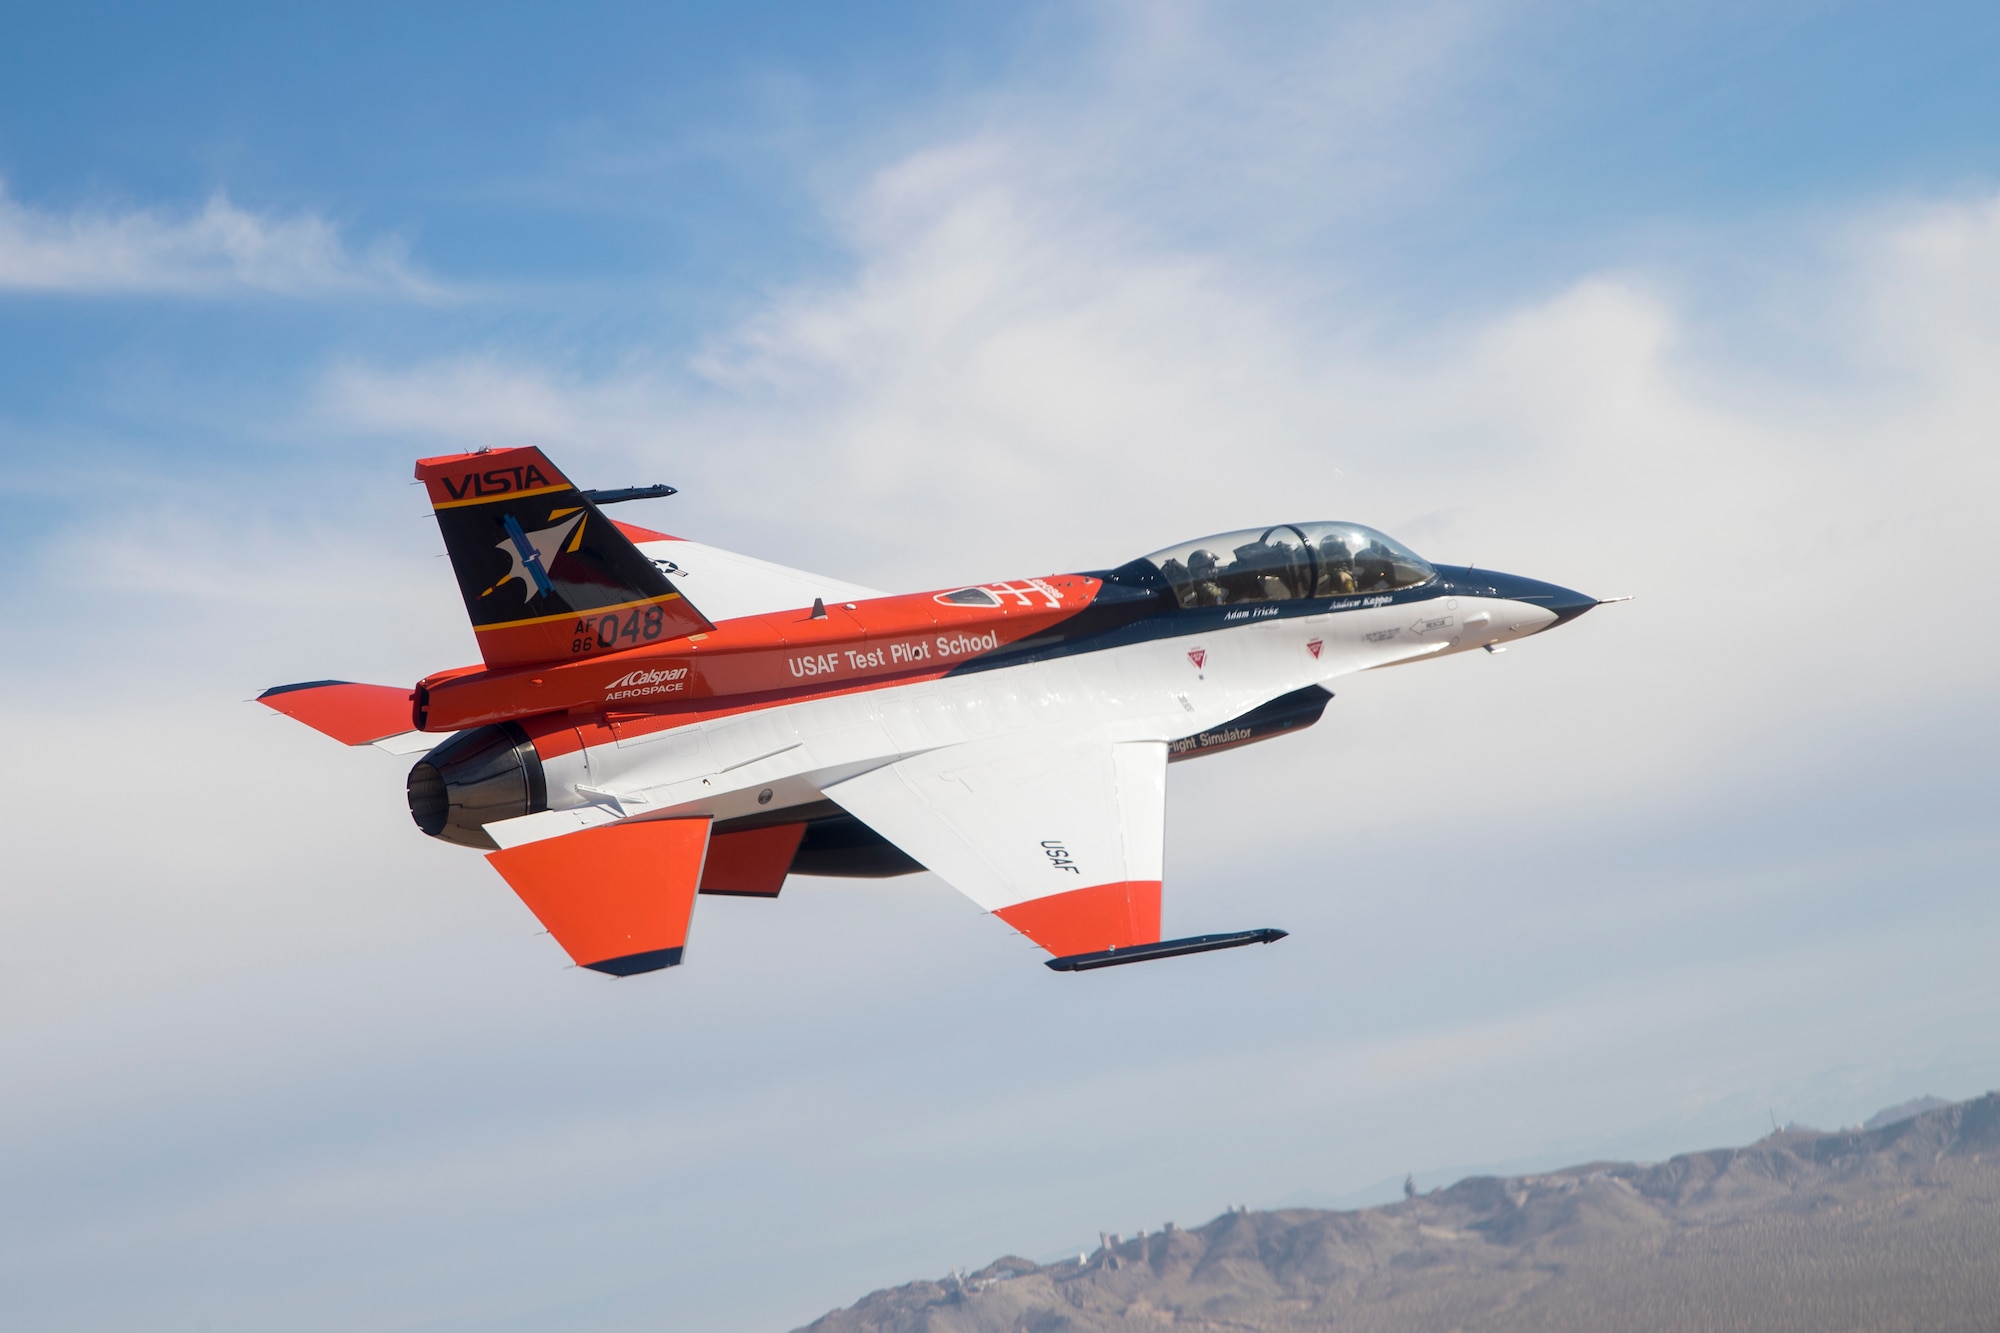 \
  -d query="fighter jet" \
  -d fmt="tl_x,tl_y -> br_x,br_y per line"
263,446 -> 1609,977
